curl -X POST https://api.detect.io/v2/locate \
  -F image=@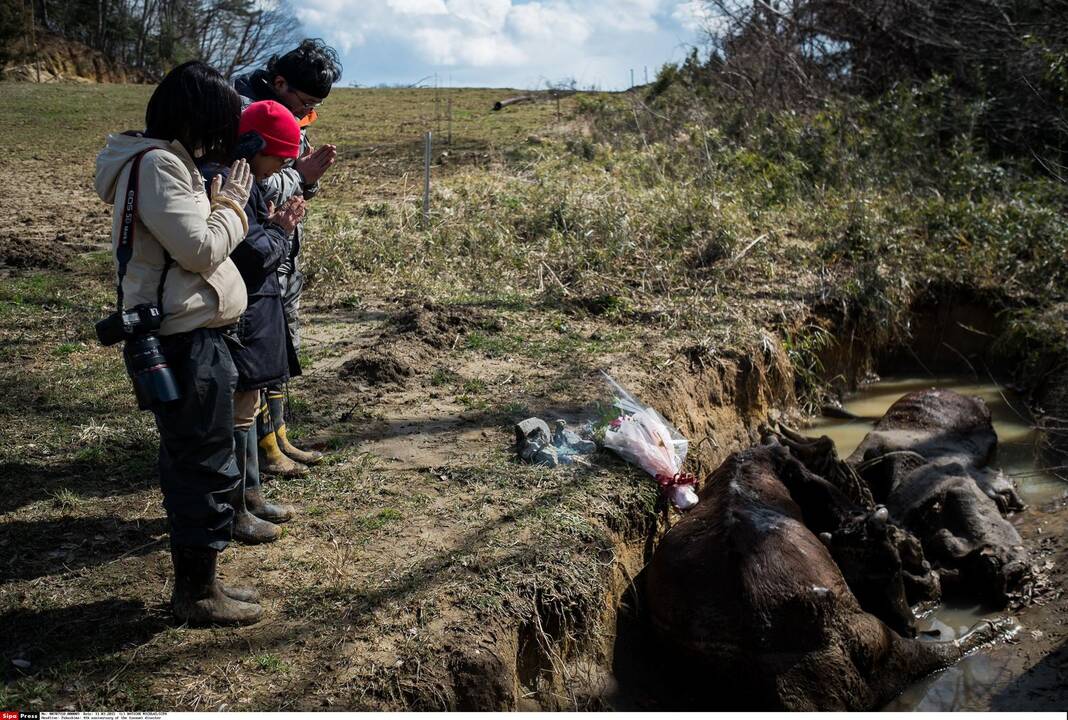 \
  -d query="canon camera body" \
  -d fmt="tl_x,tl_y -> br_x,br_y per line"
95,303 -> 180,410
